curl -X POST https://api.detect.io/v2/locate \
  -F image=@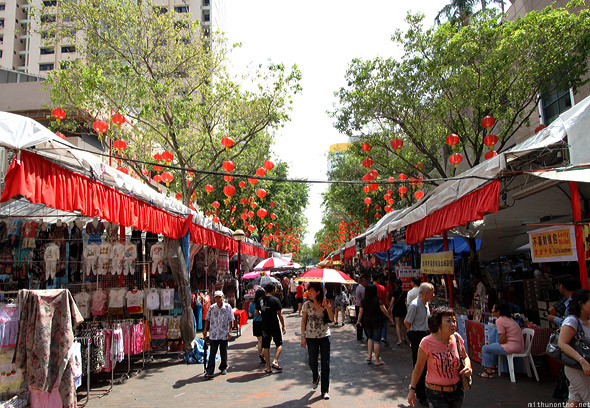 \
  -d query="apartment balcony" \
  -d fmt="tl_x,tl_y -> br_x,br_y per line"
18,50 -> 28,56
